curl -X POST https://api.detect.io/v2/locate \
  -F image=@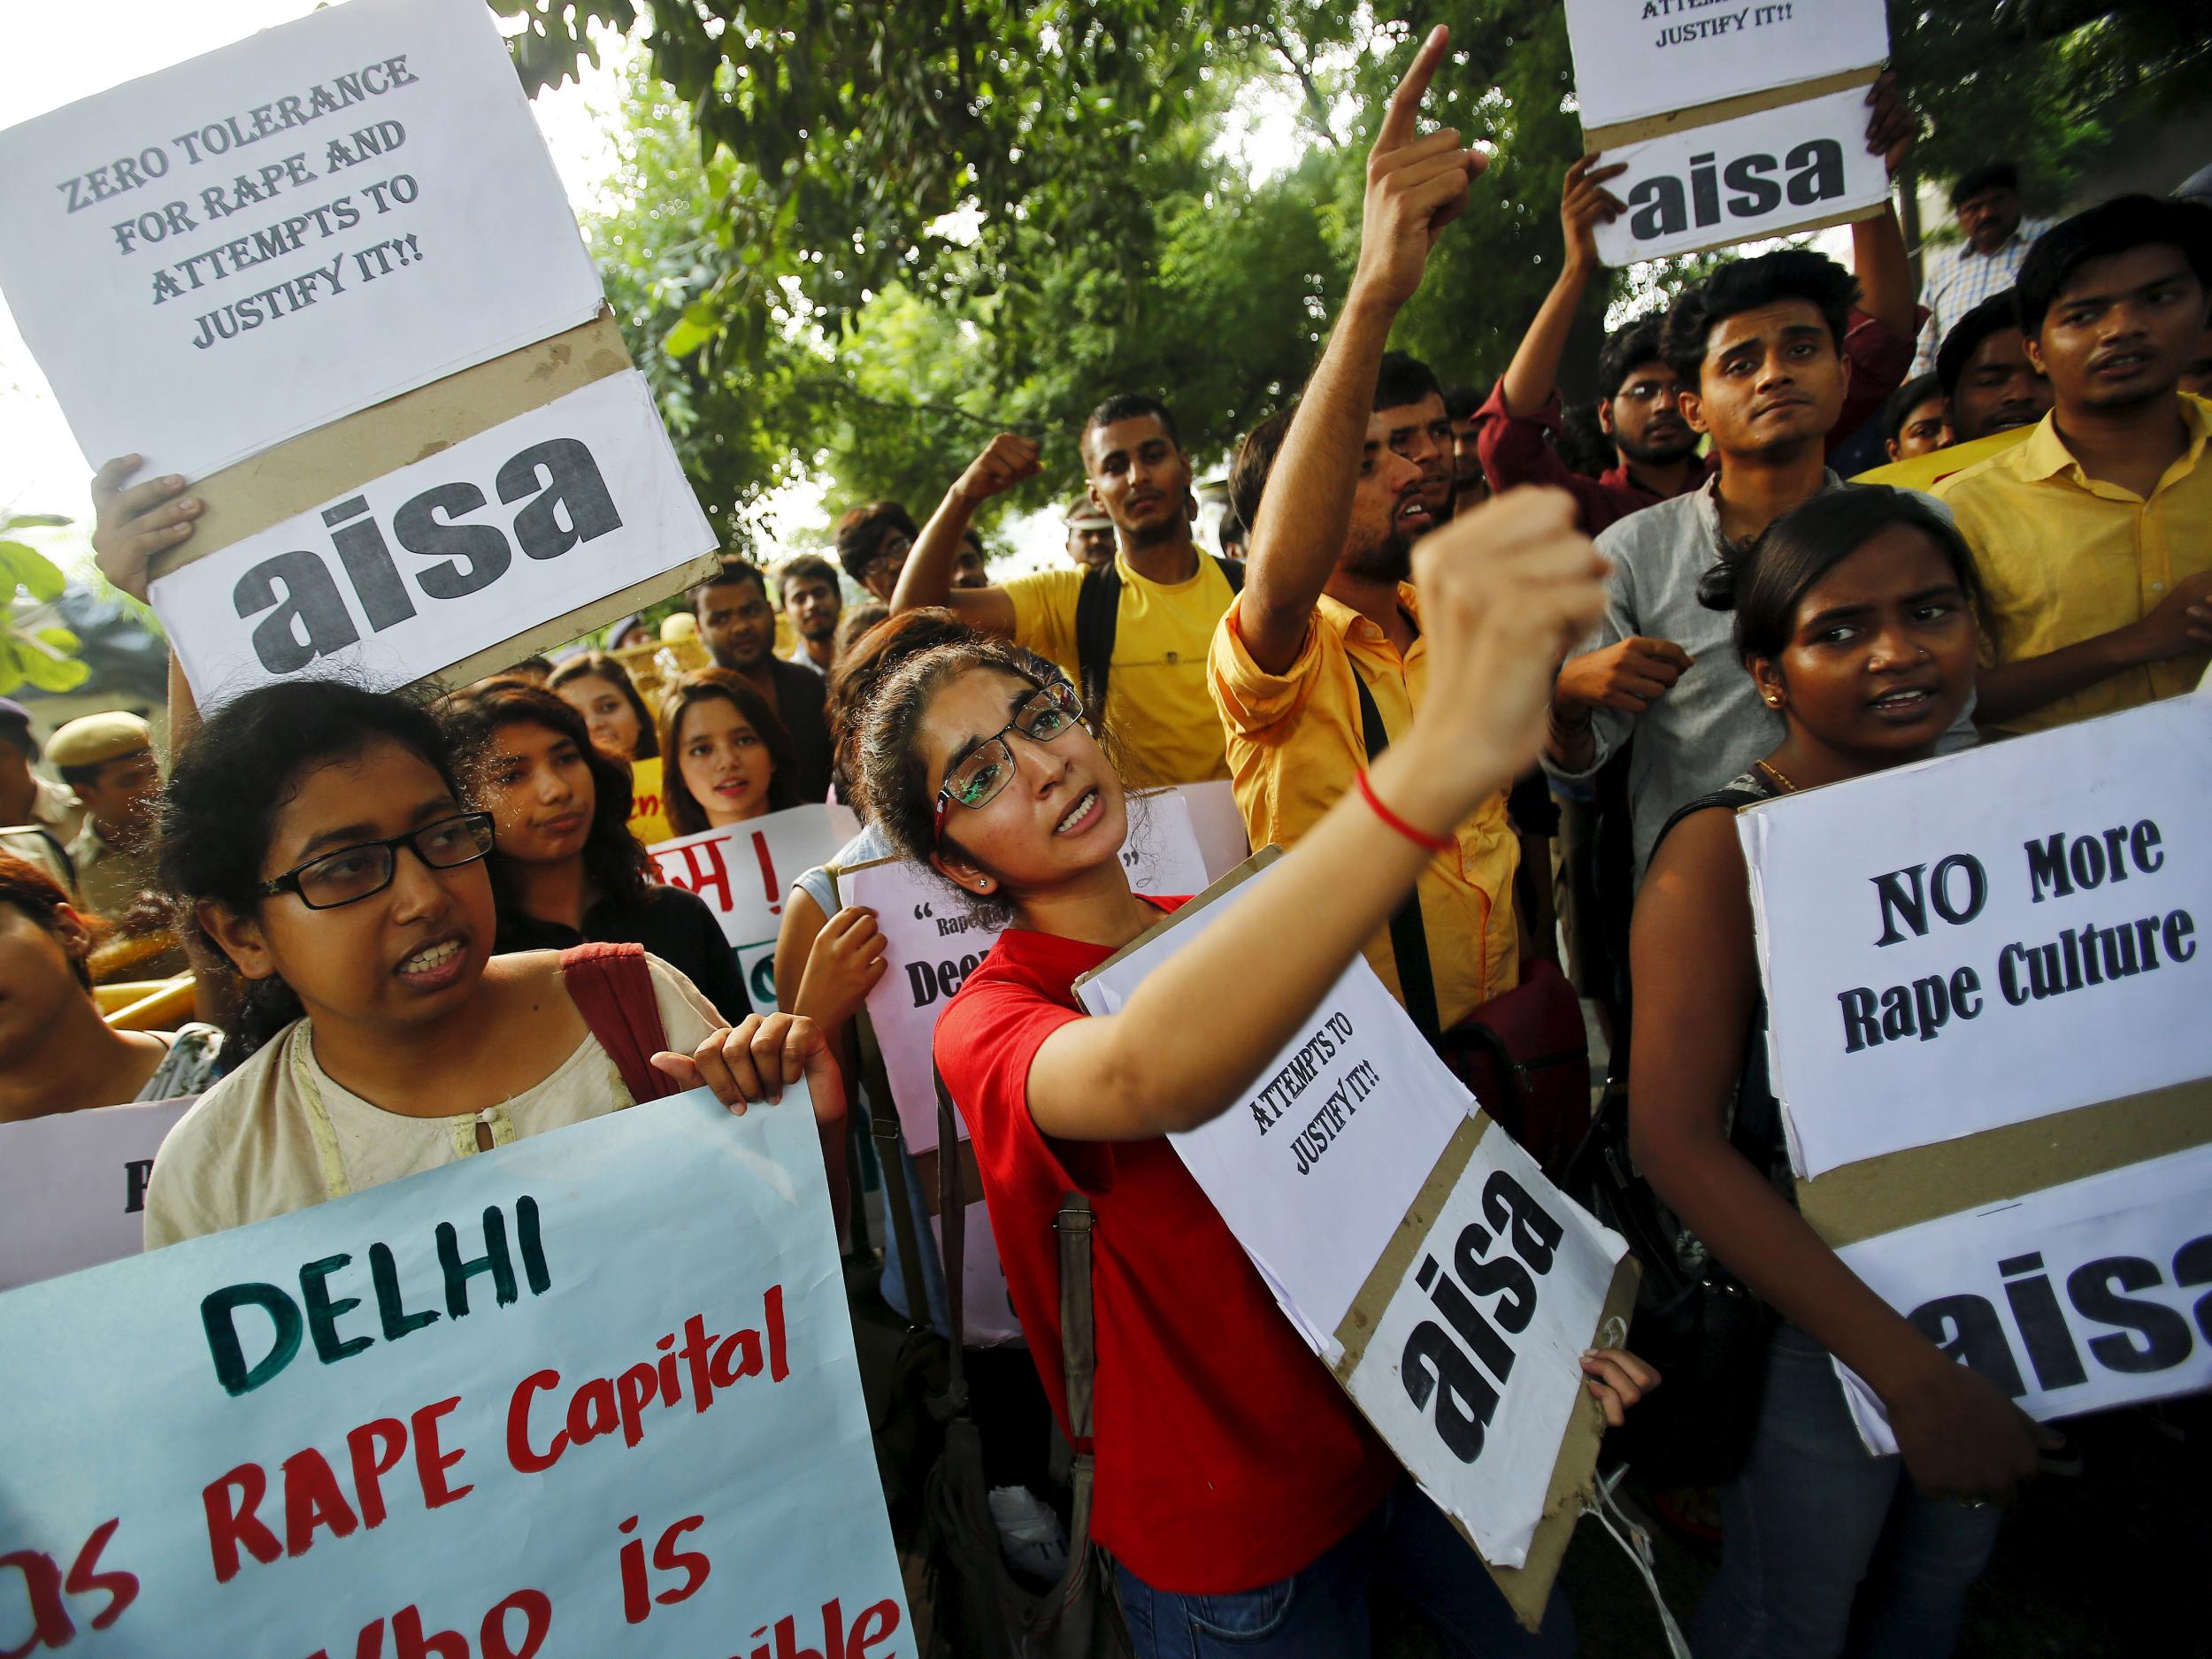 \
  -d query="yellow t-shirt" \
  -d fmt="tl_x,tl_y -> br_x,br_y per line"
1209,588 -> 1520,1026
1933,396 -> 2212,737
1003,550 -> 1235,787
